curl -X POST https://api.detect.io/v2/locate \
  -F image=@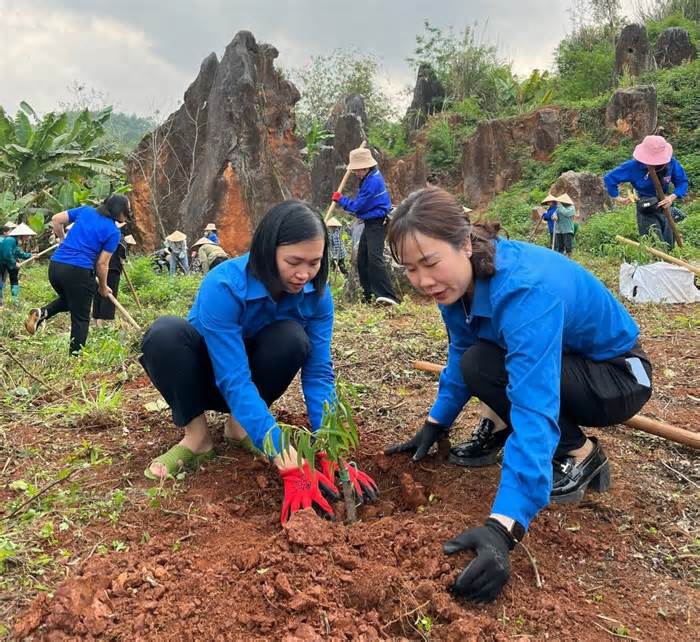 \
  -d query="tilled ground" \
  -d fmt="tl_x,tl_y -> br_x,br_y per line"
5,300 -> 700,640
